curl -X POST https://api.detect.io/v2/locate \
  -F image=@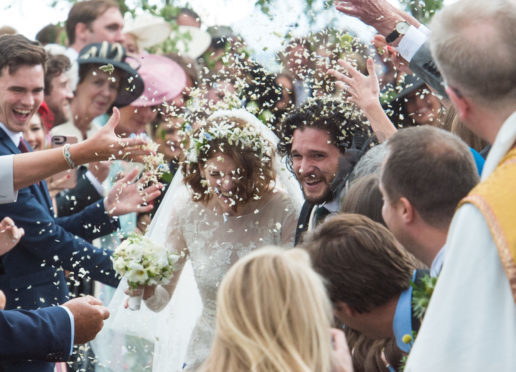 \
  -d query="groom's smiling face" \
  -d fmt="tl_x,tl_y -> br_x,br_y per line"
291,127 -> 341,204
